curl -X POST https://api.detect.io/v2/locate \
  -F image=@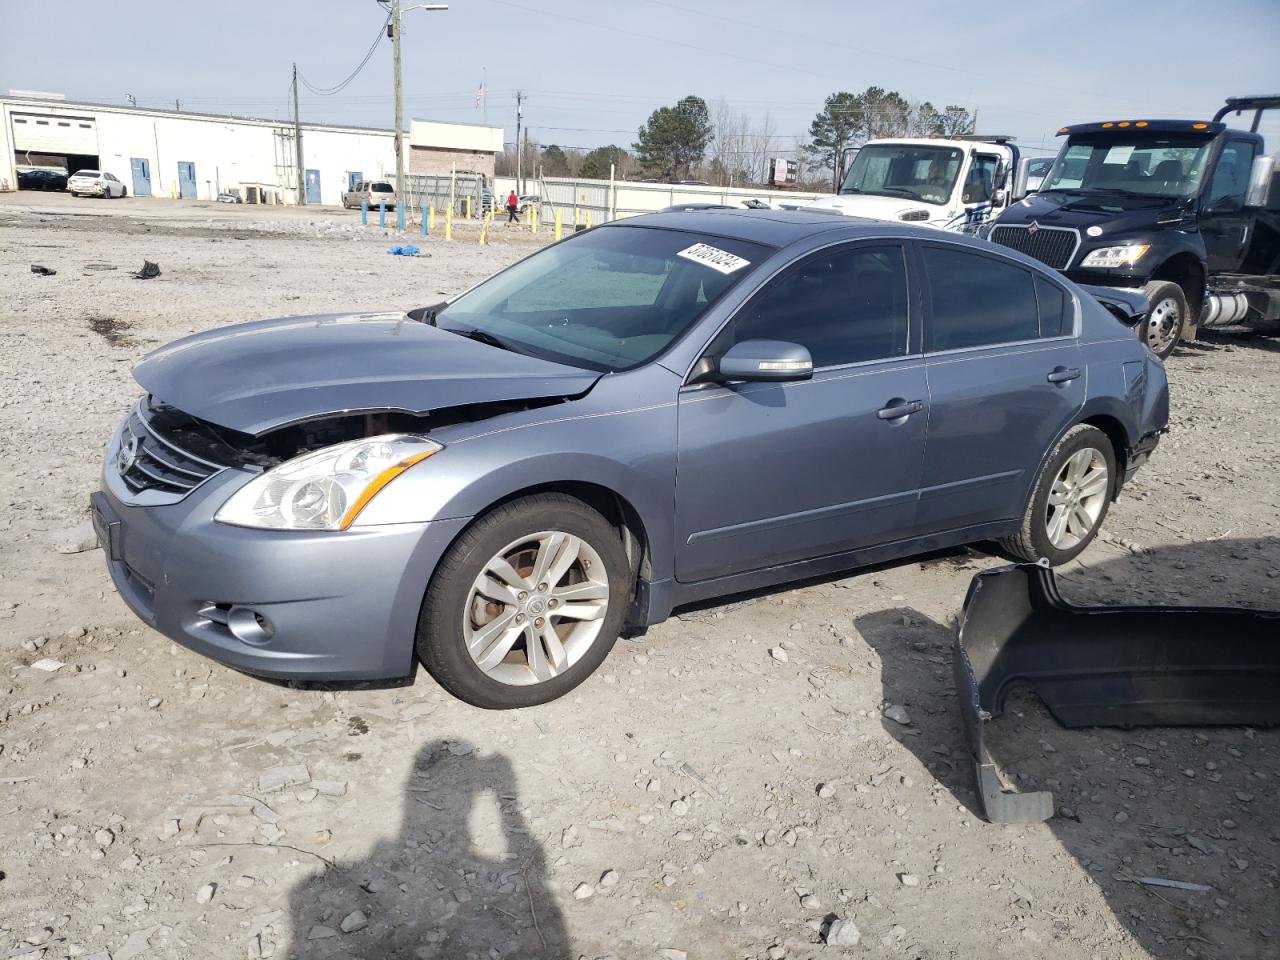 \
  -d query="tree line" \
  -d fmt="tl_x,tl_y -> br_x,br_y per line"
496,87 -> 975,191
